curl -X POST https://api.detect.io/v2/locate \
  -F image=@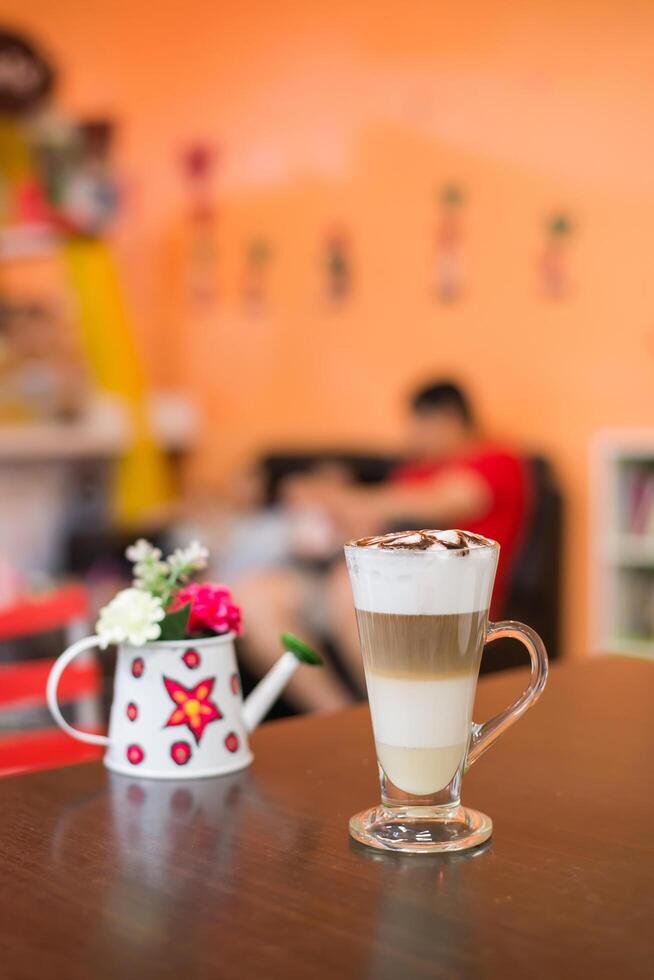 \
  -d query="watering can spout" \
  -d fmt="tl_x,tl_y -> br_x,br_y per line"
241,634 -> 323,732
